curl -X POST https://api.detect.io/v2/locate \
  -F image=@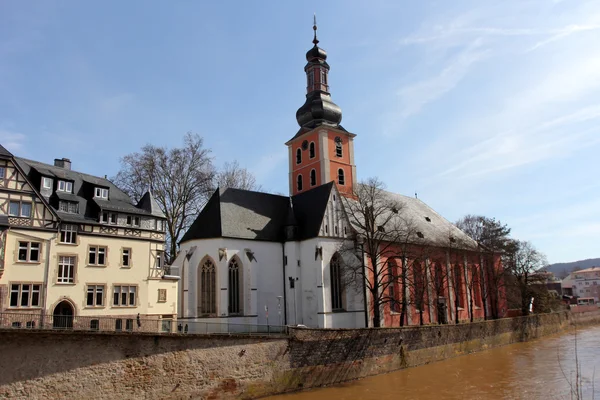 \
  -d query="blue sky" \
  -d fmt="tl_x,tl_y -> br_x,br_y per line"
1,1 -> 599,264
